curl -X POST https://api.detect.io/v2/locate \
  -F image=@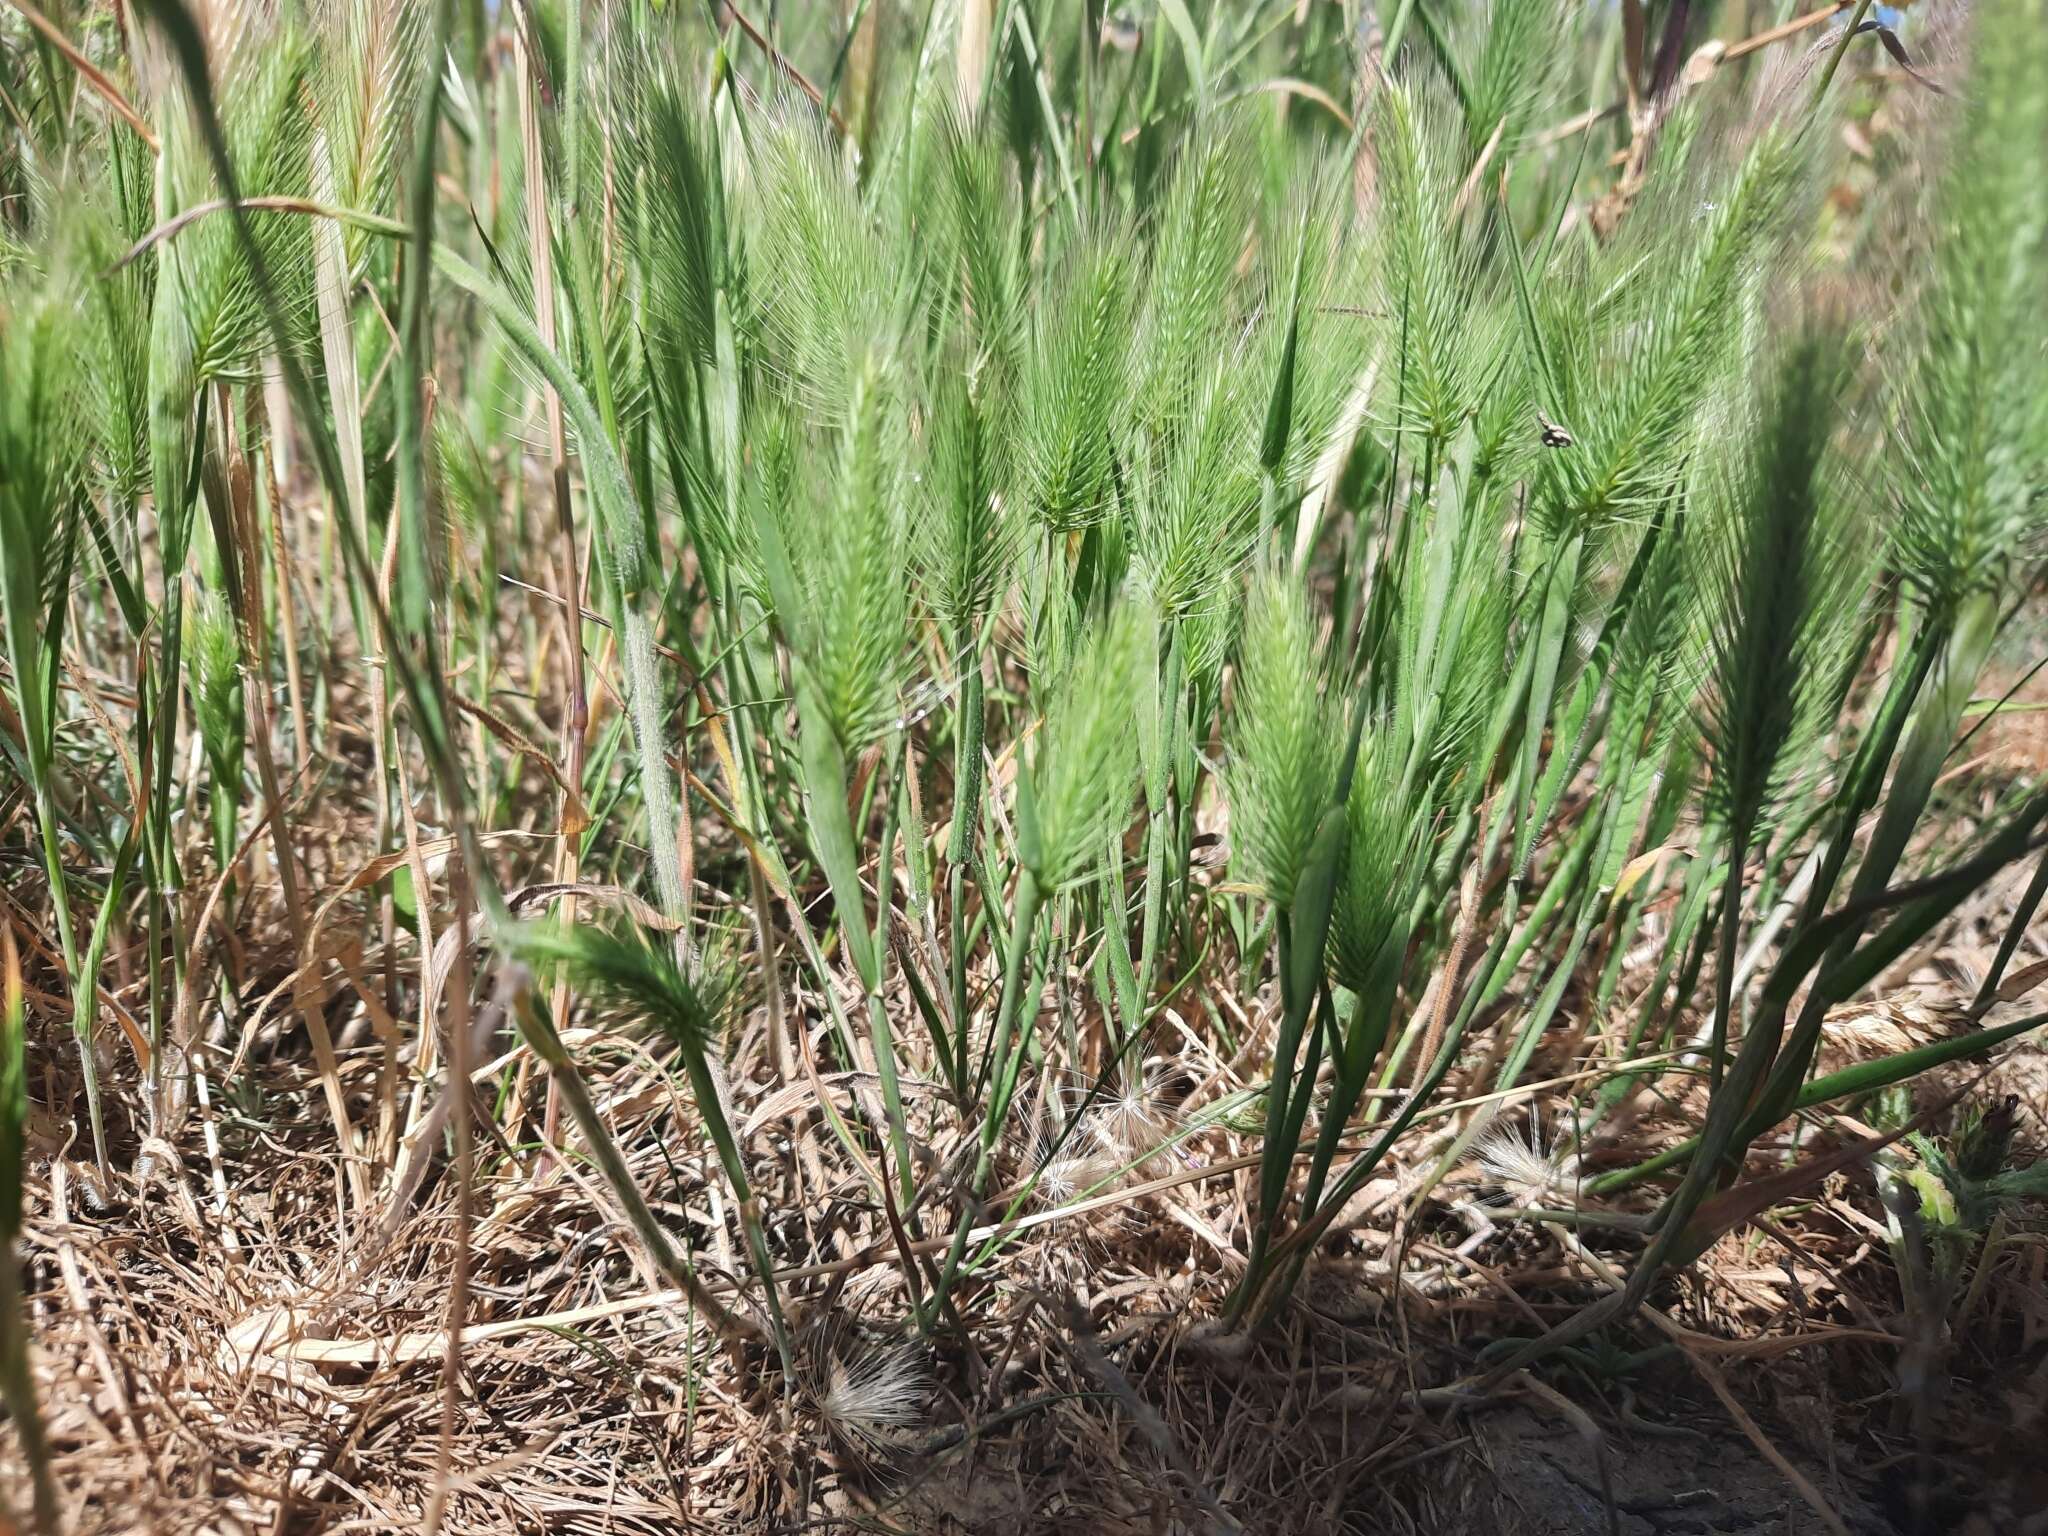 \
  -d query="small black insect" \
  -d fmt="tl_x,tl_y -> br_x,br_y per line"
1538,414 -> 1574,449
